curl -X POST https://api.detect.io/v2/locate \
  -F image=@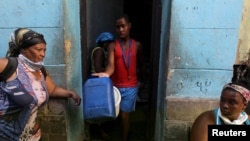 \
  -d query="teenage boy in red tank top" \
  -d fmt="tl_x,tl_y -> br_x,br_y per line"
92,14 -> 146,141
